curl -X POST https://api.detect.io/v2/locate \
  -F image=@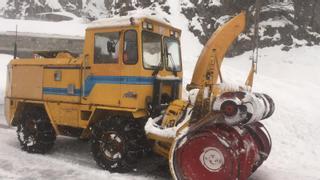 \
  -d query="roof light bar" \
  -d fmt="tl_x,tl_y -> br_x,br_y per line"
170,31 -> 179,38
147,23 -> 153,30
143,22 -> 153,30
